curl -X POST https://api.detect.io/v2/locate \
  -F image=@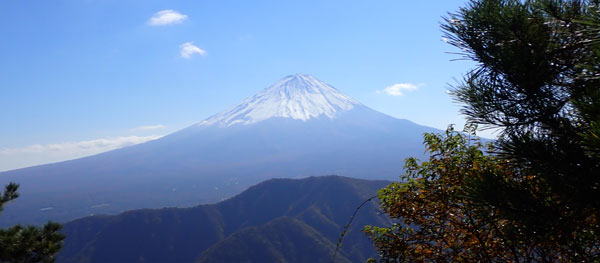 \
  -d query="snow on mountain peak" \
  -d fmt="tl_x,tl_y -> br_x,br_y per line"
199,74 -> 363,127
